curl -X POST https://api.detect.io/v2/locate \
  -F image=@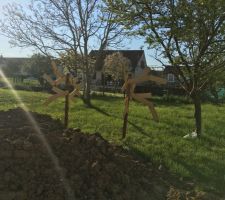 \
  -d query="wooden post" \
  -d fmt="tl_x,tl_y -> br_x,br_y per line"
122,97 -> 130,138
122,75 -> 132,138
64,73 -> 70,128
